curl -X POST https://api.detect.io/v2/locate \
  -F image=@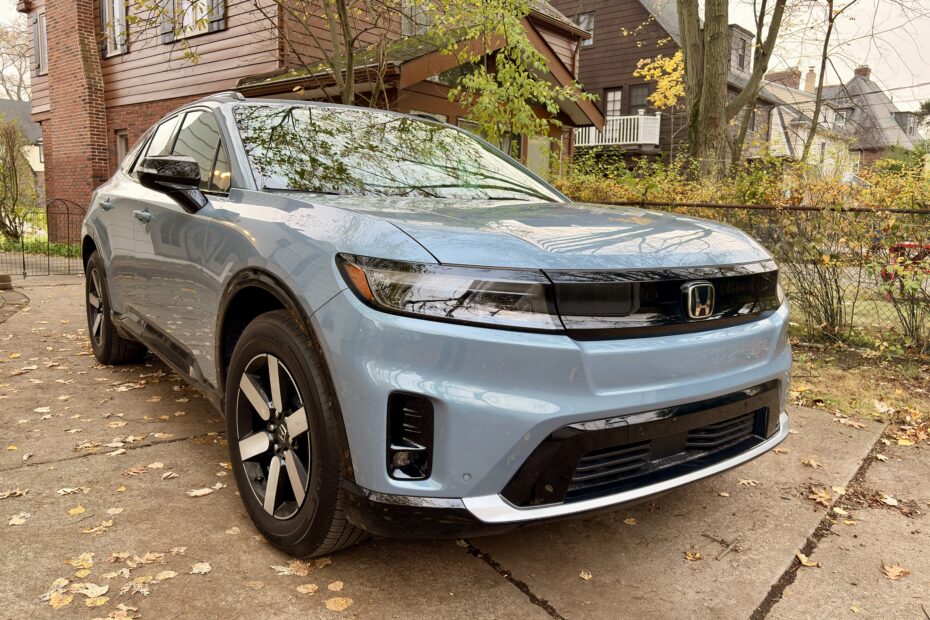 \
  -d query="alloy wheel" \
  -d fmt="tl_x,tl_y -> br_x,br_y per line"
236,354 -> 312,520
87,269 -> 104,346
